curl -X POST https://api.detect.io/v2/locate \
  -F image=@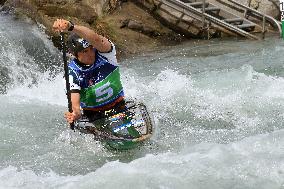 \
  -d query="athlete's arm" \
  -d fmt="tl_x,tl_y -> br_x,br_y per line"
52,19 -> 112,53
64,93 -> 81,123
72,25 -> 111,53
